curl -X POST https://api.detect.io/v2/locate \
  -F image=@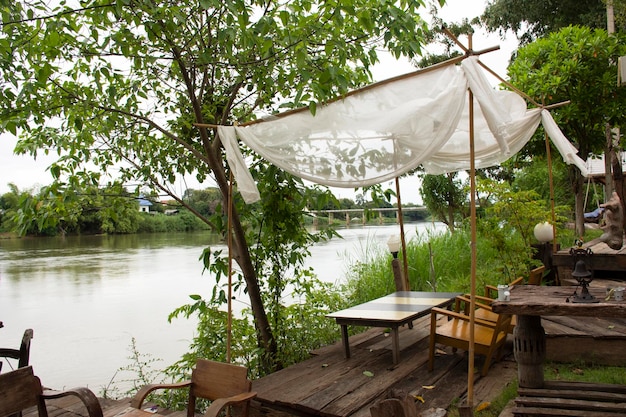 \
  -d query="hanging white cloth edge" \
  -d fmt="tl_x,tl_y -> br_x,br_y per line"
218,126 -> 261,204
541,110 -> 589,177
